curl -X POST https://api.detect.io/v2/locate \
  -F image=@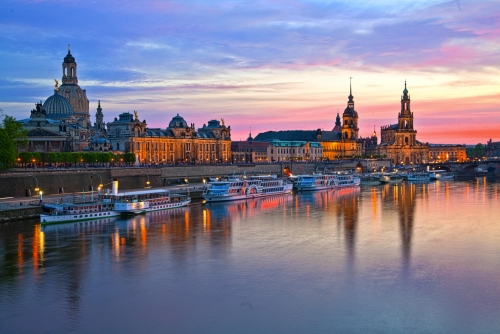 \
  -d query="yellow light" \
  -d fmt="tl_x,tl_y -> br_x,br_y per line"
39,191 -> 43,195
34,187 -> 39,192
